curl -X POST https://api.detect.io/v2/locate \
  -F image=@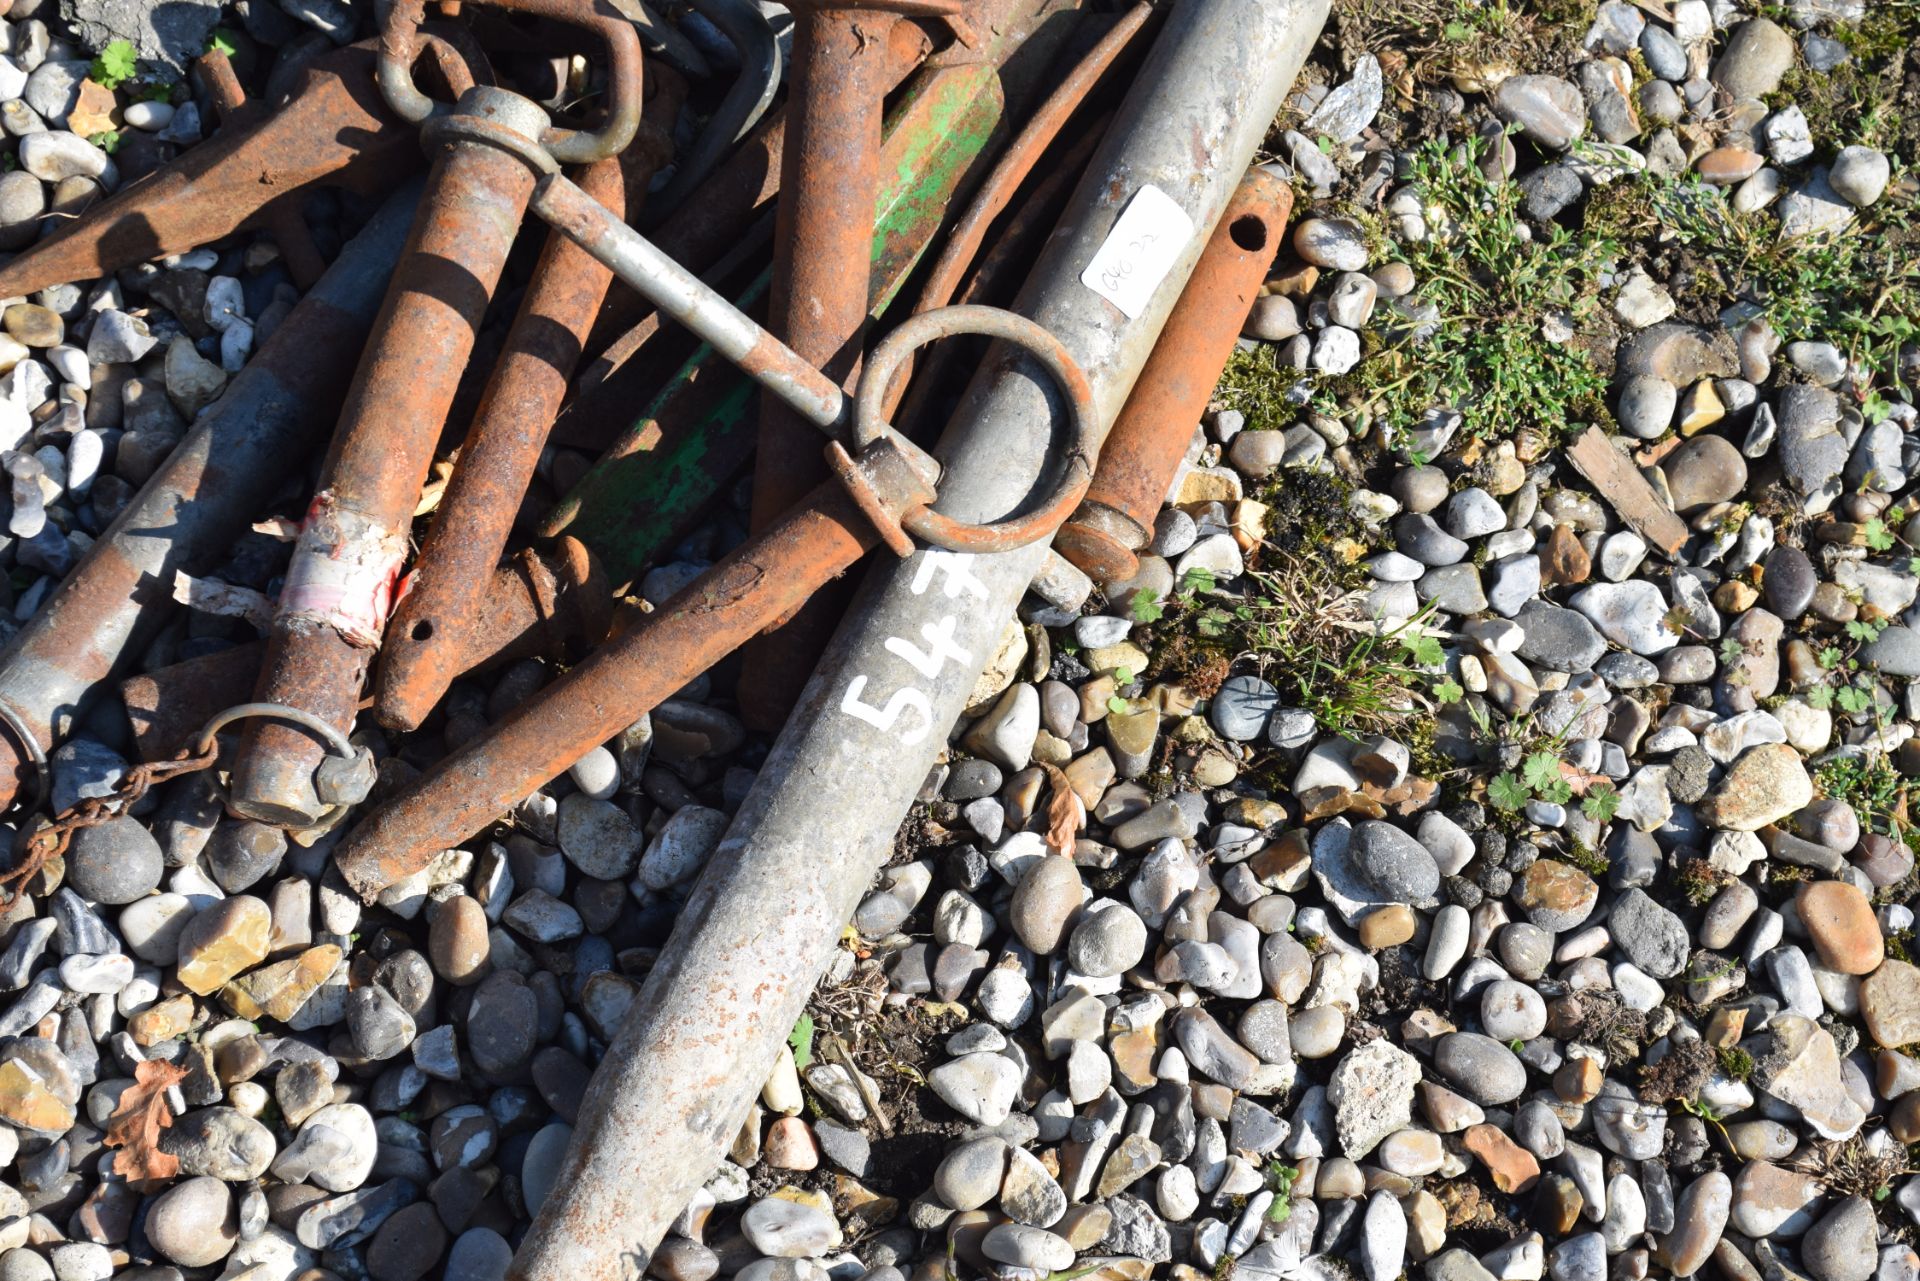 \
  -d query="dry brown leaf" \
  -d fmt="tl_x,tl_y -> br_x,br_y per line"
104,1058 -> 189,1188
1040,764 -> 1084,857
